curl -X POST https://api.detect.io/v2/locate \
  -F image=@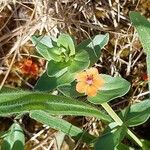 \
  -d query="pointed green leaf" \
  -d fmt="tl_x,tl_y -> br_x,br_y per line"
69,50 -> 90,73
57,71 -> 75,86
129,12 -> 150,54
129,11 -> 150,90
30,110 -> 96,143
88,74 -> 130,104
34,72 -> 57,91
95,125 -> 127,150
121,99 -> 150,127
46,47 -> 62,61
31,36 -> 61,61
0,91 -> 111,122
47,60 -> 69,77
35,71 -> 75,91
32,35 -> 57,48
57,34 -> 75,56
76,34 -> 109,65
58,82 -> 83,98
1,123 -> 25,150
